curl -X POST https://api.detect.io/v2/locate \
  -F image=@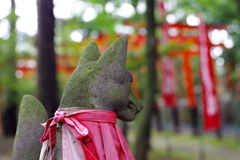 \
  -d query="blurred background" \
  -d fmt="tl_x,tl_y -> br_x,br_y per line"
1,0 -> 240,160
